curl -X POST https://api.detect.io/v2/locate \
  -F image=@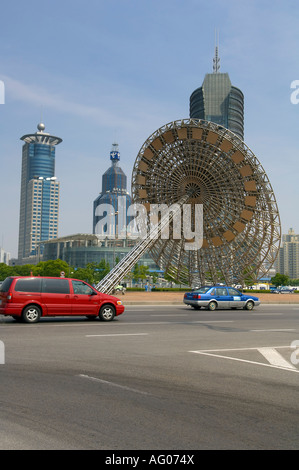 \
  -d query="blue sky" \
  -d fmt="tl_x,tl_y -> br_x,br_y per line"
0,0 -> 298,258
